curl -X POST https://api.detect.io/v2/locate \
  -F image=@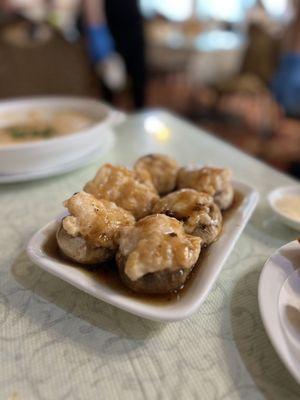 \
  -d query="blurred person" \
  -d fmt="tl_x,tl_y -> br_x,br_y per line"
83,0 -> 147,108
218,89 -> 282,134
1,0 -> 146,108
241,22 -> 281,83
272,0 -> 300,117
83,0 -> 126,93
